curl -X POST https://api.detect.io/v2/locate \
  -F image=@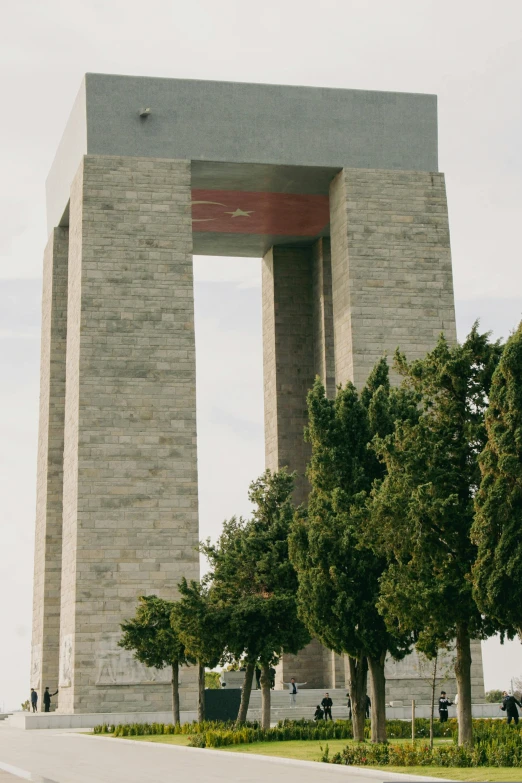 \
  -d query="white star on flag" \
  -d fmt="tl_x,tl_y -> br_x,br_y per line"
225,208 -> 254,218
